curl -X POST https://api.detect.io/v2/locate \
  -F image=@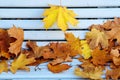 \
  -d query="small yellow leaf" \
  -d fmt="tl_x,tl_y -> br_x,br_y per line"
81,40 -> 92,59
